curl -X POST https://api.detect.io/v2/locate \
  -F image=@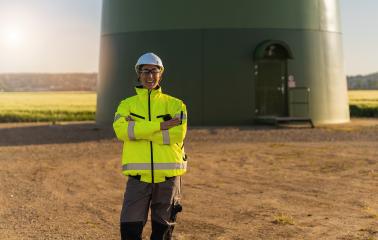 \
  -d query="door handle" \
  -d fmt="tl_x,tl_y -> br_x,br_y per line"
277,86 -> 285,94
